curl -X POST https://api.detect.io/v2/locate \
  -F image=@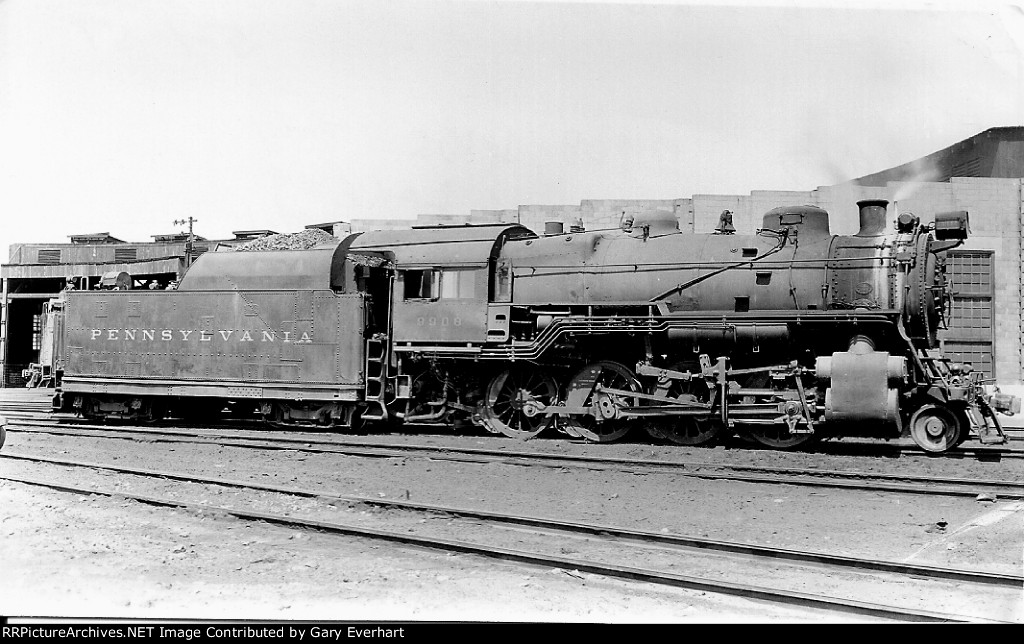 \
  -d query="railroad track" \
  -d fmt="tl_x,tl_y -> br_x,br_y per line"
7,419 -> 1024,501
3,405 -> 1022,461
2,450 -> 1018,622
0,404 -> 55,414
11,393 -> 1016,446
